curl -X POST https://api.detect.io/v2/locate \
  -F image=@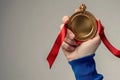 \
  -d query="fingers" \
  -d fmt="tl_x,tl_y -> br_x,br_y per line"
61,16 -> 78,53
62,42 -> 75,52
62,16 -> 69,24
66,29 -> 75,40
61,16 -> 77,46
62,29 -> 78,52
